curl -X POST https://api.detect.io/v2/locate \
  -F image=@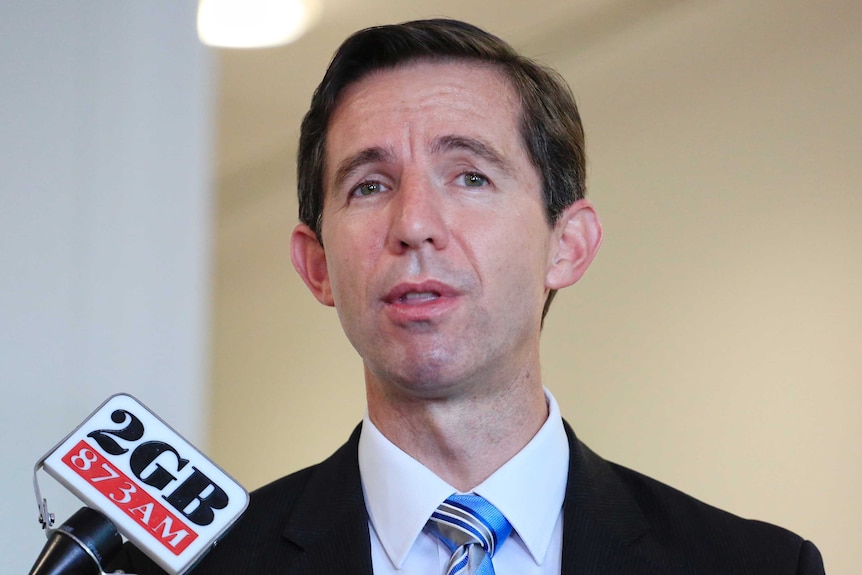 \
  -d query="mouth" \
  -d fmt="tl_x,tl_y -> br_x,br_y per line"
397,290 -> 440,303
383,280 -> 456,306
381,280 -> 462,324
